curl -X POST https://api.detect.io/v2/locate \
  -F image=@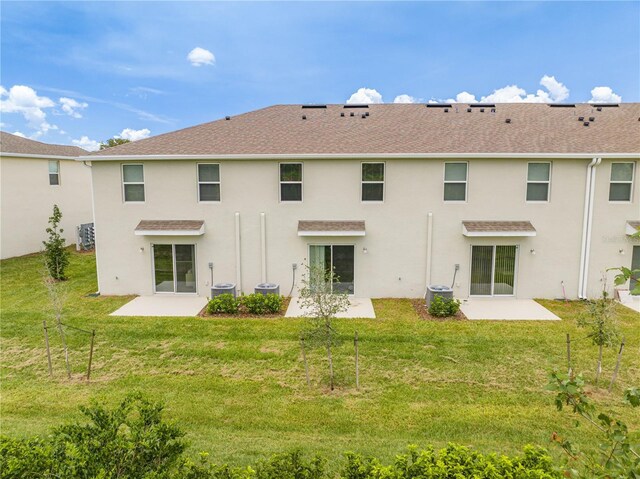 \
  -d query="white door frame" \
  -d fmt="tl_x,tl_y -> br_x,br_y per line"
307,243 -> 356,295
151,243 -> 198,295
